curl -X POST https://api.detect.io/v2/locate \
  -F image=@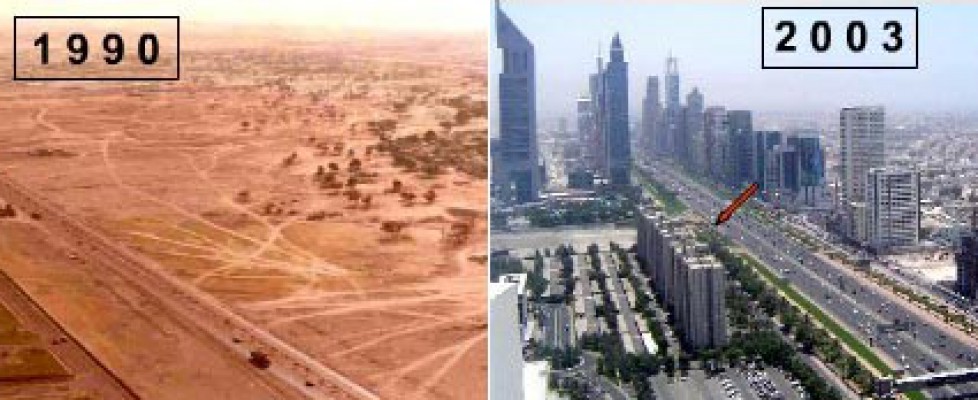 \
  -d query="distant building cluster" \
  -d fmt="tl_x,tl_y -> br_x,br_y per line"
636,208 -> 727,349
576,34 -> 631,187
636,58 -> 826,209
835,106 -> 922,252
